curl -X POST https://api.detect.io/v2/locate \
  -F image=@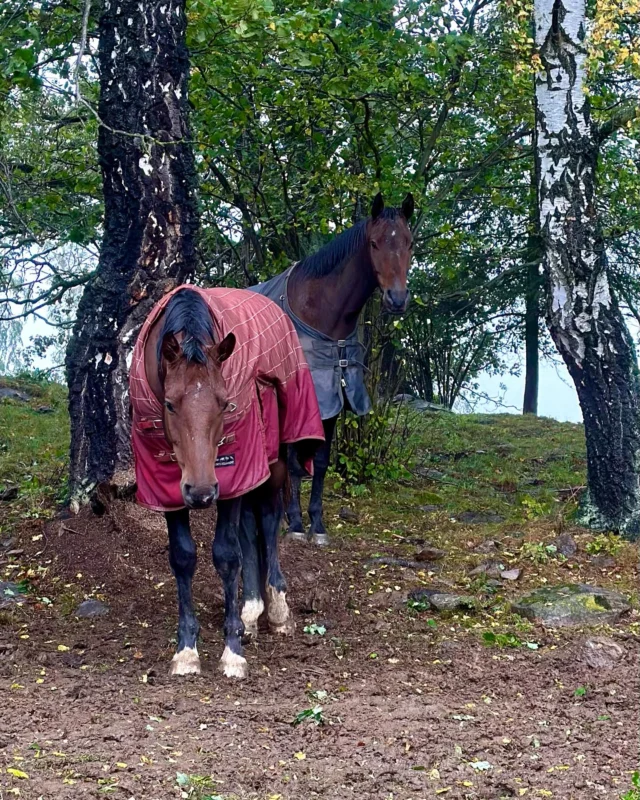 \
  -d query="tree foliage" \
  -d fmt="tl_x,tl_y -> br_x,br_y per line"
0,0 -> 638,412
